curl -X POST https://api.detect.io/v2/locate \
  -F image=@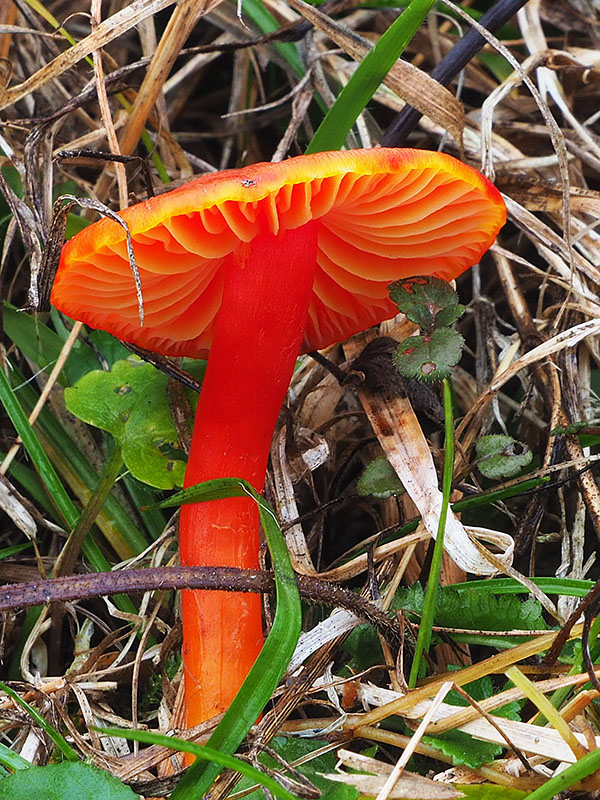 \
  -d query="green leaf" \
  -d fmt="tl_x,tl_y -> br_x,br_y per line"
457,787 -> 526,800
86,330 -> 131,367
0,761 -> 138,799
443,673 -> 521,720
344,623 -> 385,671
394,584 -> 547,632
388,276 -> 463,330
357,456 -> 404,498
393,328 -> 464,383
0,682 -> 79,762
476,435 -> 533,480
3,303 -> 99,387
435,303 -> 466,328
423,673 -> 520,768
0,740 -> 32,772
550,421 -> 591,435
64,213 -> 91,239
423,727 -> 503,768
306,0 -> 436,153
64,359 -> 187,489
